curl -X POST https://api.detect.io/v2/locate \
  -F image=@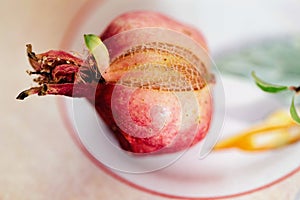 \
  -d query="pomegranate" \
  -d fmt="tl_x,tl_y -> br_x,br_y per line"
17,11 -> 214,154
